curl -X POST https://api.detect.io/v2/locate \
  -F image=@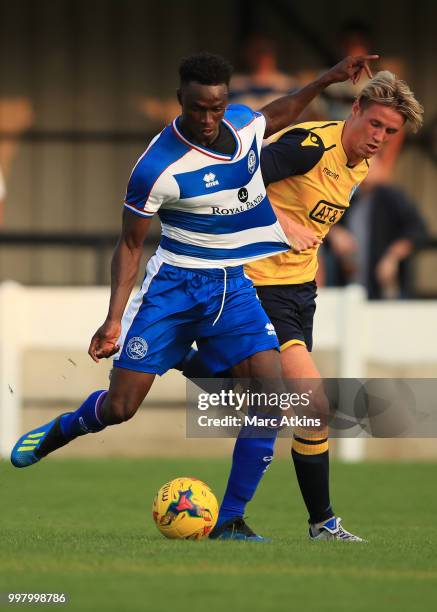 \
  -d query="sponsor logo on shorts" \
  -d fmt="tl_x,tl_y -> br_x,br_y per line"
265,322 -> 277,336
126,337 -> 148,360
248,149 -> 256,174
